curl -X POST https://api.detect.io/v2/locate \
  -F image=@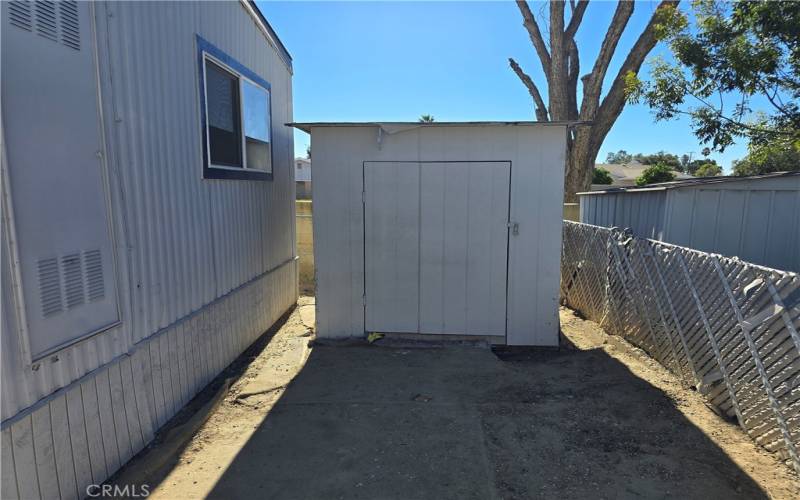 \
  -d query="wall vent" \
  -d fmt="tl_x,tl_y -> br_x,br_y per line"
37,258 -> 63,317
8,1 -> 32,31
34,1 -> 58,42
36,249 -> 105,318
7,0 -> 80,50
62,253 -> 85,309
84,249 -> 105,301
58,0 -> 80,50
